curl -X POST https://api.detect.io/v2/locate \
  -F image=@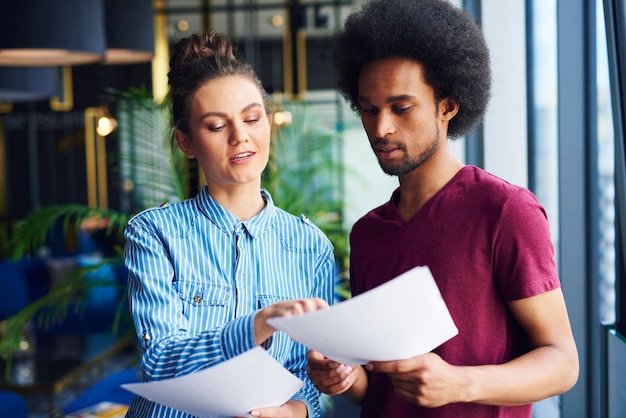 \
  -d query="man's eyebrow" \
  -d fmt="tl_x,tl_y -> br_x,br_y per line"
386,94 -> 414,103
357,95 -> 414,104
